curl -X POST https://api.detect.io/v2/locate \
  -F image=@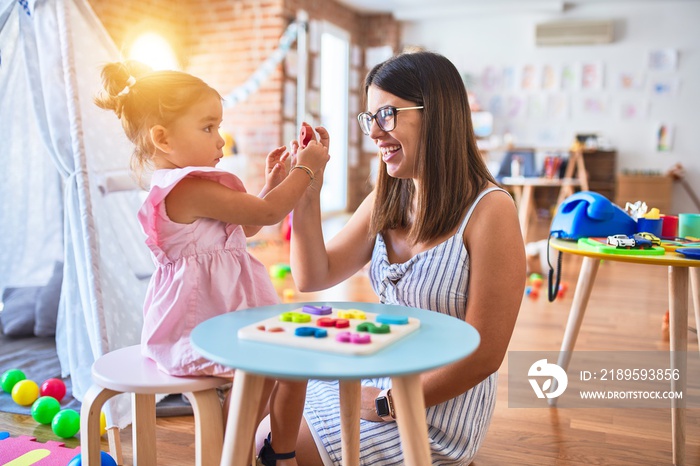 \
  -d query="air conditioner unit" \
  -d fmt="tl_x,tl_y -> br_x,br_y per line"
536,20 -> 614,46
